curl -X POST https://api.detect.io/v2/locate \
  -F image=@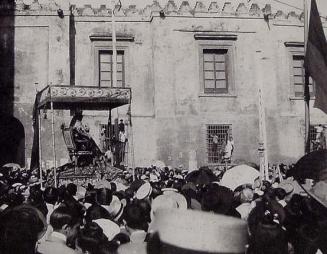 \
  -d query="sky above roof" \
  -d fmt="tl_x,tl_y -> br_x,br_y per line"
67,0 -> 327,16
